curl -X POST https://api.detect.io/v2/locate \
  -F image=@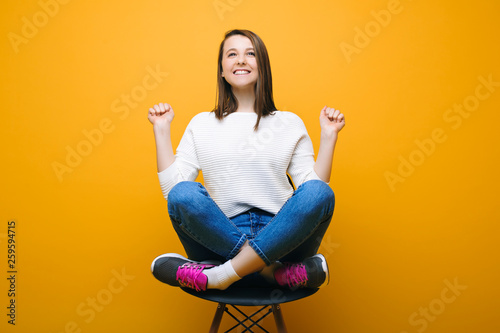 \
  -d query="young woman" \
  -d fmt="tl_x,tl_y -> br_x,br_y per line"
149,29 -> 345,292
